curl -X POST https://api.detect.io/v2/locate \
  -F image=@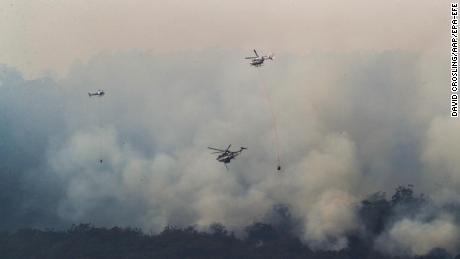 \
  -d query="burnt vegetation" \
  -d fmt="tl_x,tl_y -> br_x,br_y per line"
0,186 -> 458,259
